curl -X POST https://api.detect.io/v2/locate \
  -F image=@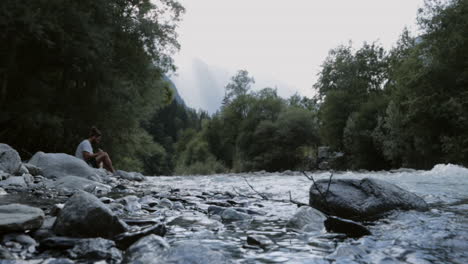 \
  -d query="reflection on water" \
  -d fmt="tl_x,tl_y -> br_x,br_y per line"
148,164 -> 468,263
